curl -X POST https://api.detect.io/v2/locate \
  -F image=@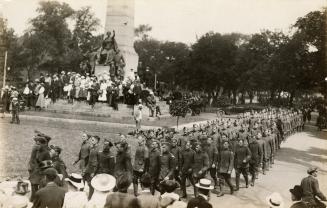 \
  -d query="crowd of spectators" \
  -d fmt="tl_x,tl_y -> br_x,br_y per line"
0,71 -> 165,113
